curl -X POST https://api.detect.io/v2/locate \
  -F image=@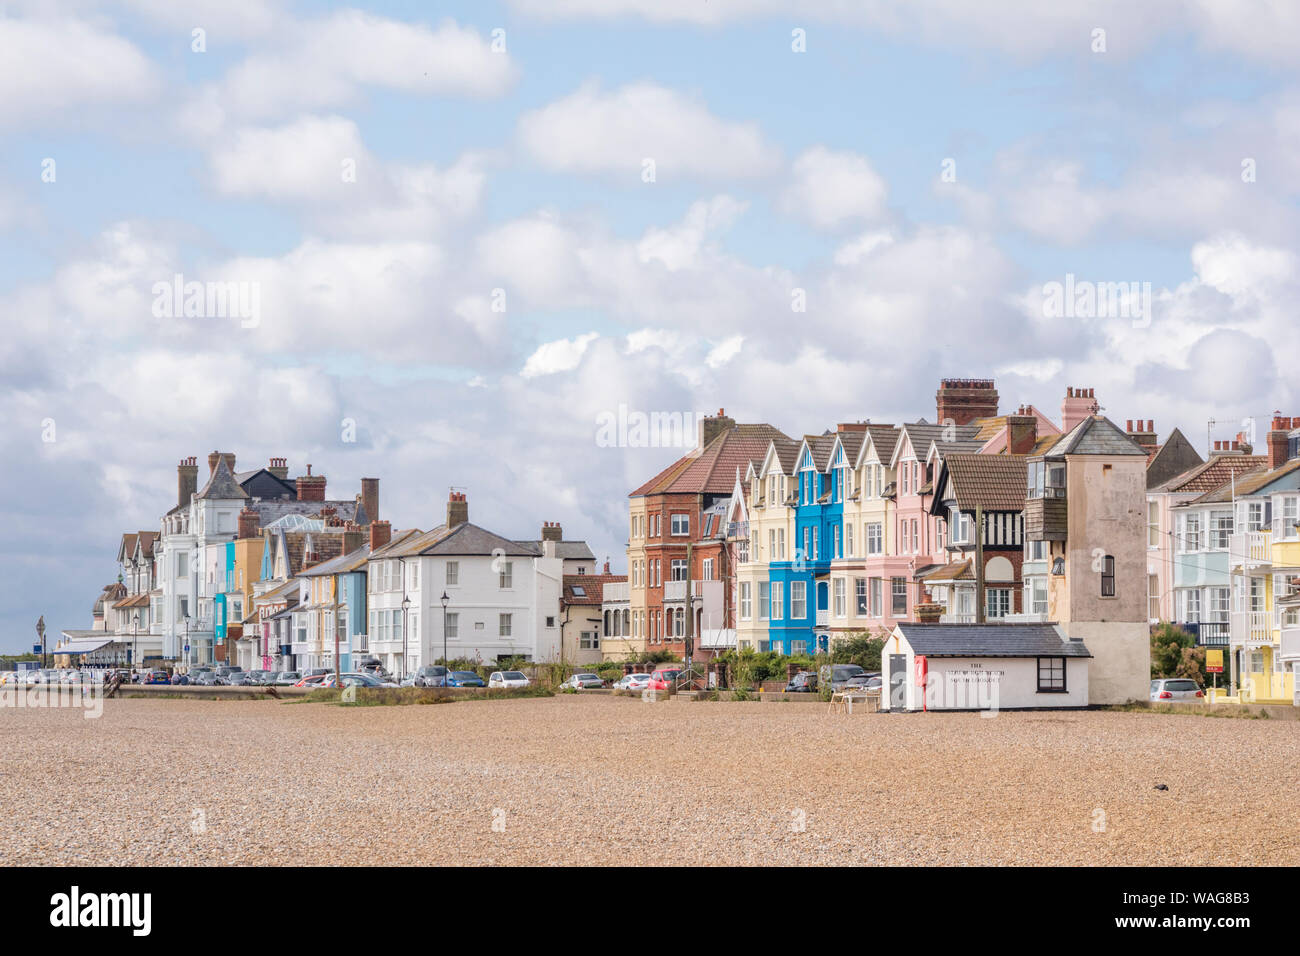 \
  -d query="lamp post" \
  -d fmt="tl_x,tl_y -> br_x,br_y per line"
401,594 -> 411,681
183,614 -> 191,672
440,592 -> 450,676
36,616 -> 46,669
132,611 -> 139,674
